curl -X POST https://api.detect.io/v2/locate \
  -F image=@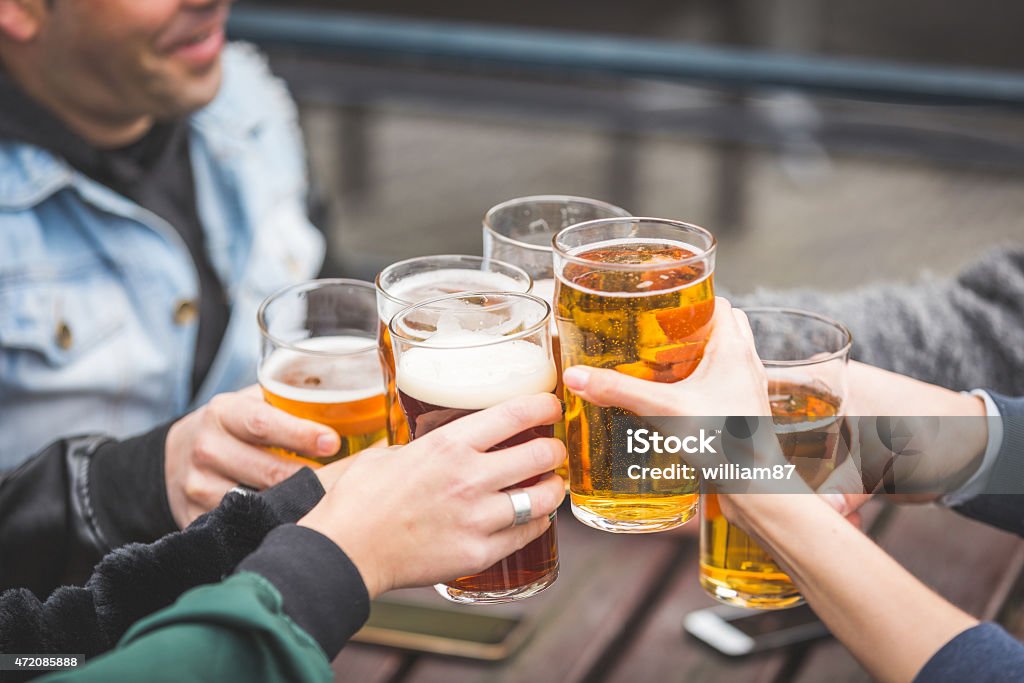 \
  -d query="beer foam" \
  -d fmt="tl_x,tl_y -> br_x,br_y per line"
259,335 -> 385,404
379,268 -> 529,319
559,237 -> 712,297
397,333 -> 556,410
